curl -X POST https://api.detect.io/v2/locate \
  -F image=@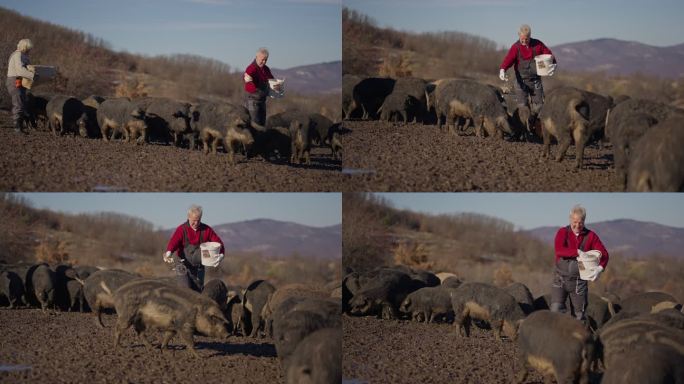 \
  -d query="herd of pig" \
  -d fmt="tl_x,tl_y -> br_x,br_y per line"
22,93 -> 343,165
0,262 -> 342,384
343,75 -> 684,192
343,266 -> 684,383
